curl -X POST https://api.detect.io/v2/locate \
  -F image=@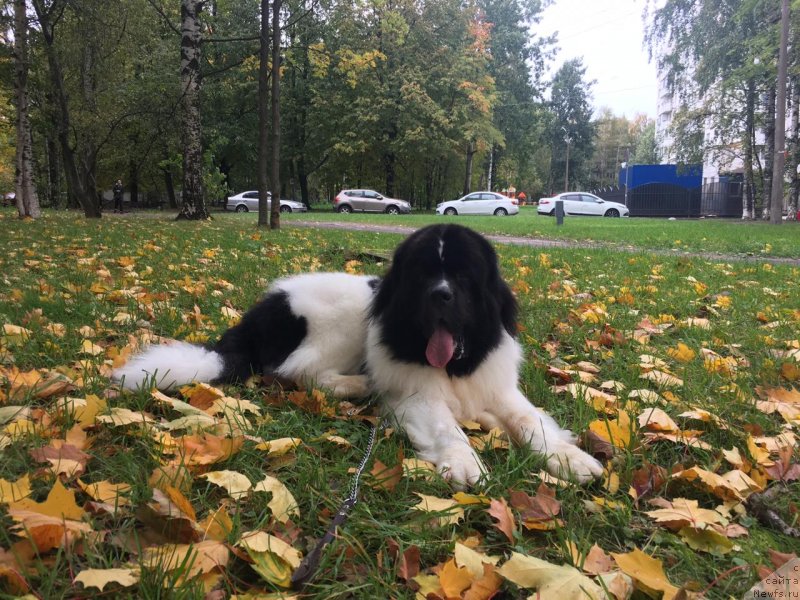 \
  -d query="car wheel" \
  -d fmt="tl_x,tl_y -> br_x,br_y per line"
494,208 -> 508,216
337,204 -> 353,214
280,205 -> 292,213
604,209 -> 620,217
235,205 -> 248,213
385,205 -> 400,215
444,207 -> 457,216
